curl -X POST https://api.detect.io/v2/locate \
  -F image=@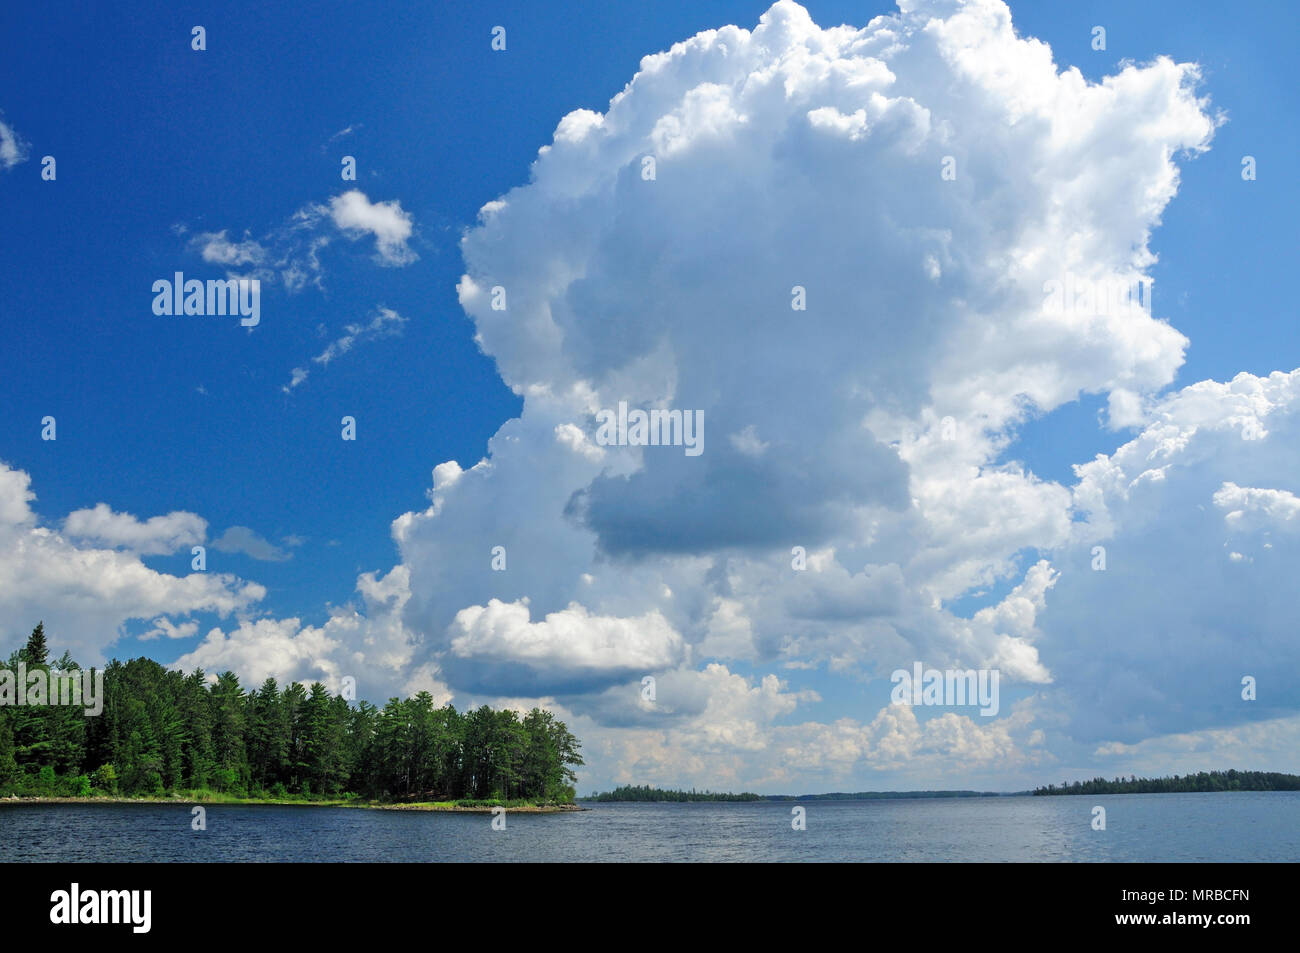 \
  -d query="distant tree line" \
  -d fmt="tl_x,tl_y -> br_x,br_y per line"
0,623 -> 583,803
586,786 -> 1011,802
585,784 -> 762,802
1032,770 -> 1300,796
764,790 -> 1005,800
